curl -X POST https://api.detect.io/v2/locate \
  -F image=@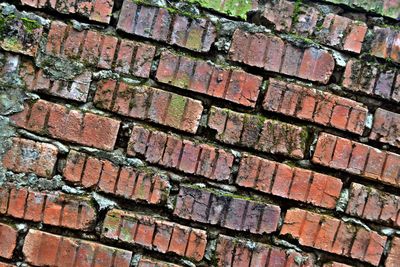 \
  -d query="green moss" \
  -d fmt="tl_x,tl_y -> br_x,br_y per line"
187,0 -> 253,19
21,17 -> 41,33
166,94 -> 187,128
2,37 -> 23,51
292,0 -> 303,24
